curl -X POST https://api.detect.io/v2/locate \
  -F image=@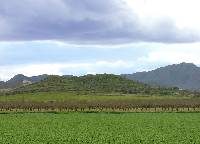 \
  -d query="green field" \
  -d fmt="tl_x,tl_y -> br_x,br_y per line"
1,112 -> 200,143
1,92 -> 199,113
0,92 -> 191,102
